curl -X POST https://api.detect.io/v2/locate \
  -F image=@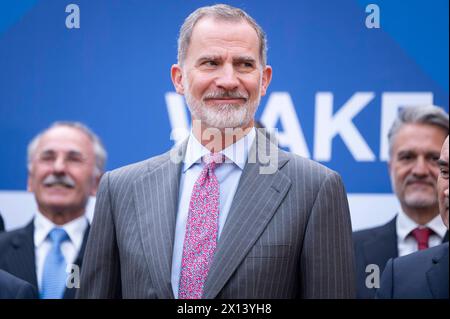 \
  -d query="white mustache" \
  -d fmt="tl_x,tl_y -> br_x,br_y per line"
203,90 -> 249,100
43,174 -> 76,188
